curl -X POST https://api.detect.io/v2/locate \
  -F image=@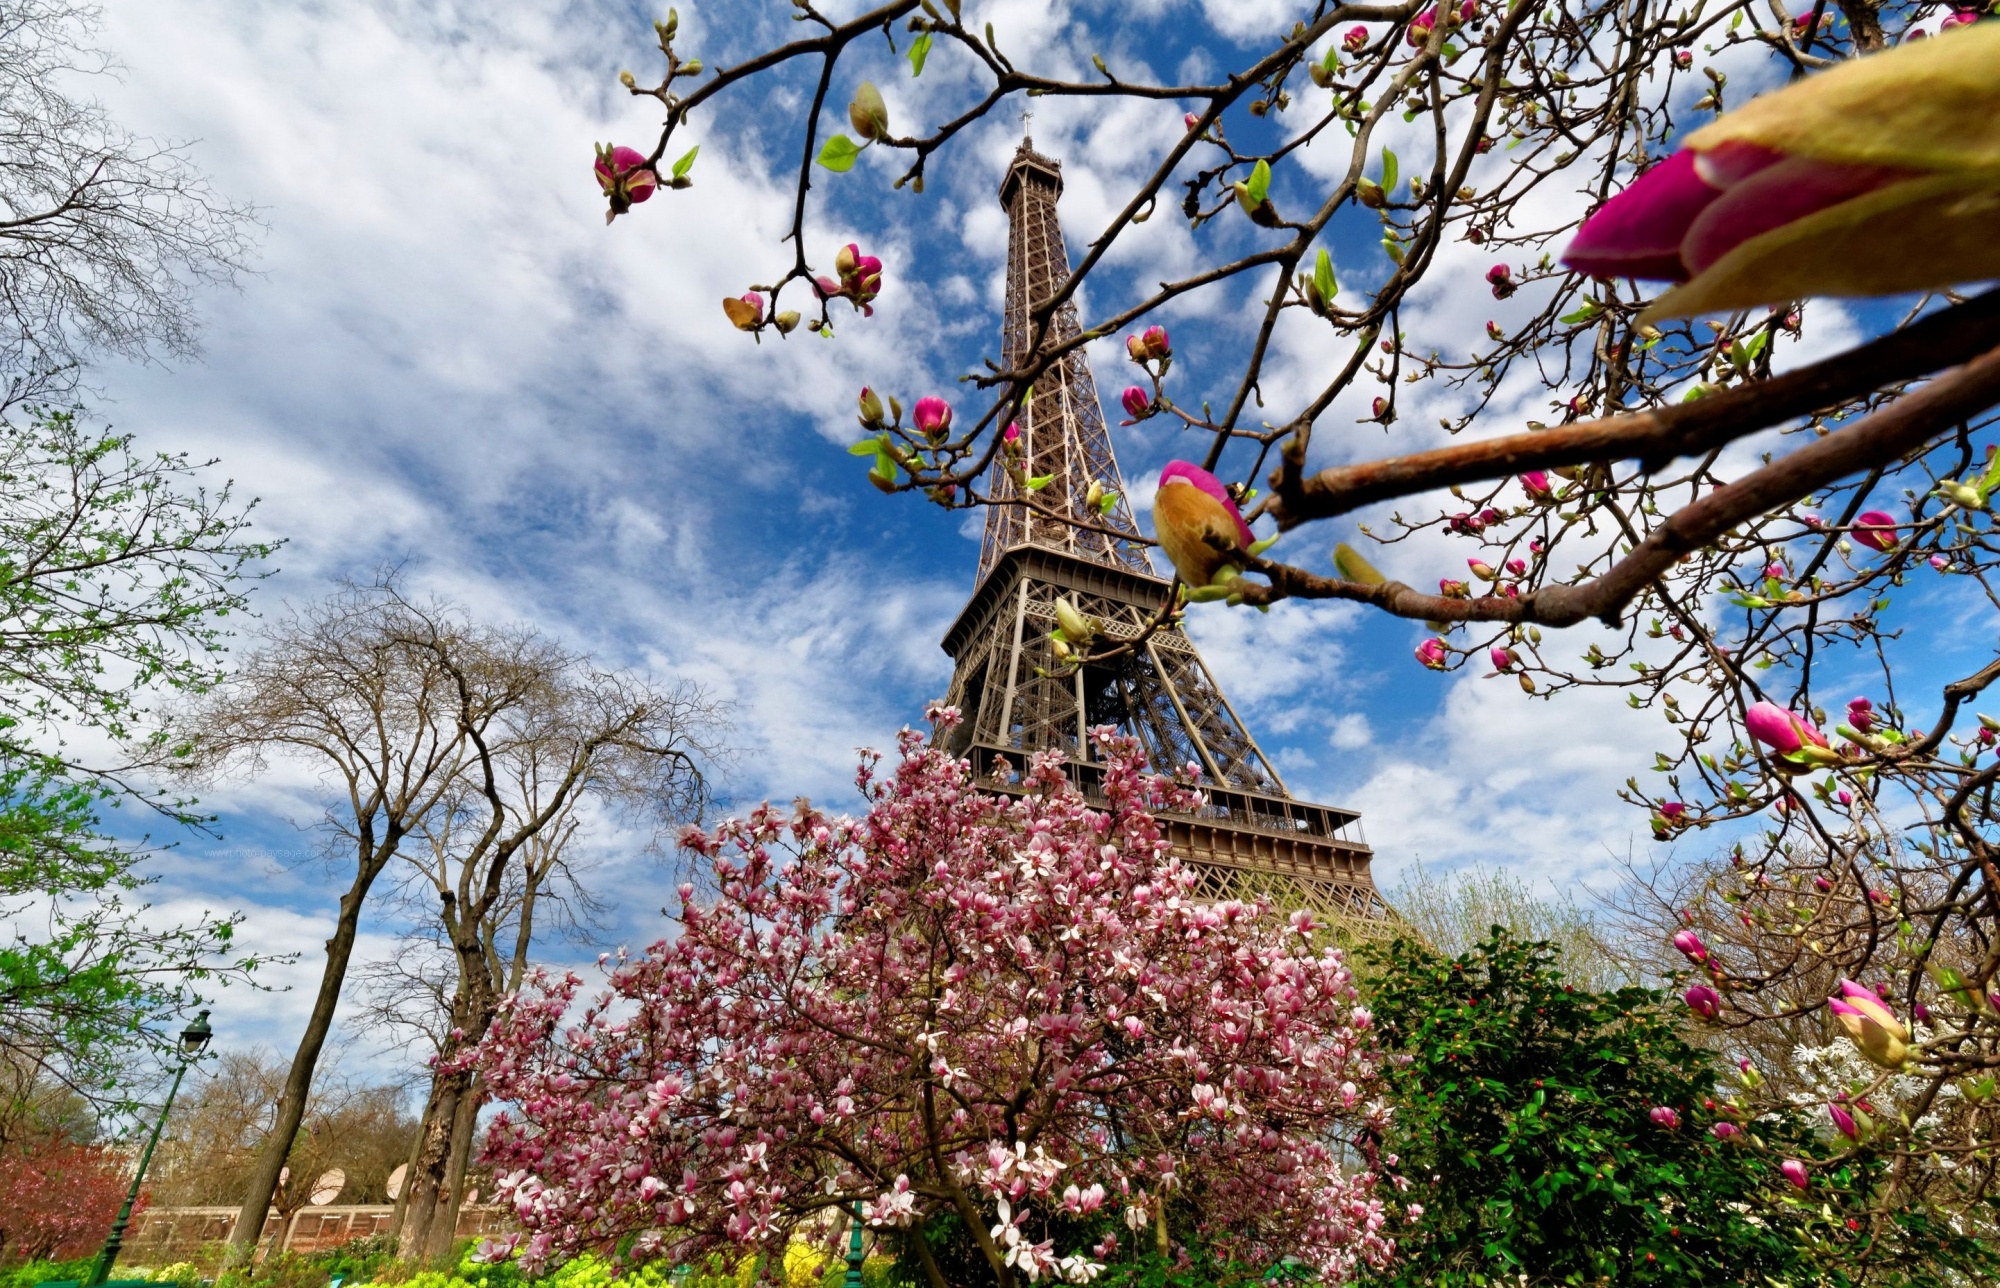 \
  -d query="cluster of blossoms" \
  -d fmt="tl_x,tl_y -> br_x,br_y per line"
471,716 -> 1396,1281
